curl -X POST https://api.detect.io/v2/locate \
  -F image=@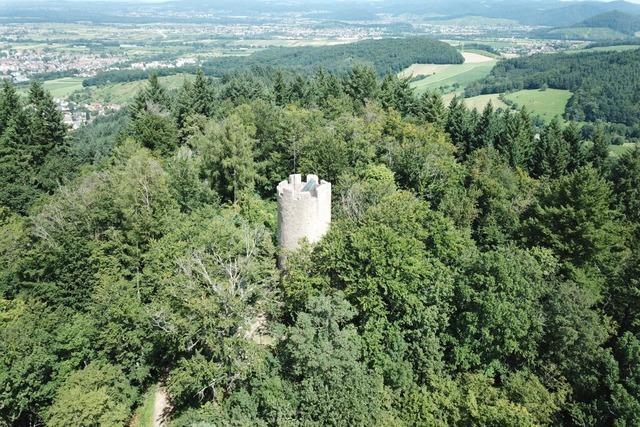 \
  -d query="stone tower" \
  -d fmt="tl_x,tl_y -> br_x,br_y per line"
277,174 -> 331,256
